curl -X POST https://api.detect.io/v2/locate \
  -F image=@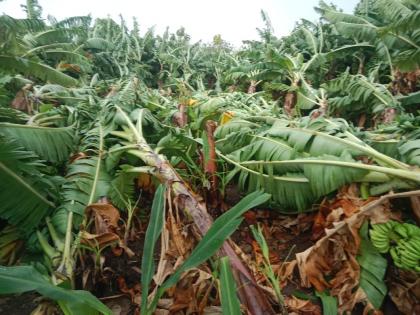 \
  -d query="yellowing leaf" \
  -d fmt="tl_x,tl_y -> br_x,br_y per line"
187,99 -> 198,106
220,111 -> 234,125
